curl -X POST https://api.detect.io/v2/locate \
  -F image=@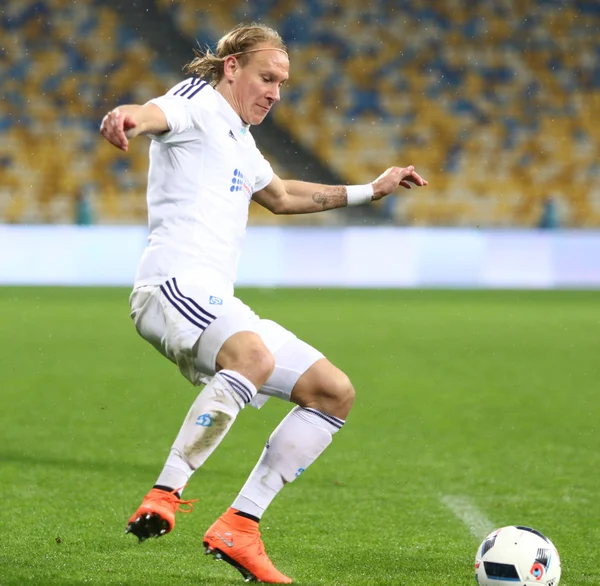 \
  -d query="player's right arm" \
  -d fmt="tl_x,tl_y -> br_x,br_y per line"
99,104 -> 169,152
